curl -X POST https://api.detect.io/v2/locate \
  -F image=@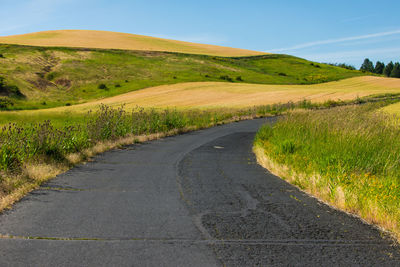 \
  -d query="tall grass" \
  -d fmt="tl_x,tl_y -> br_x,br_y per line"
254,102 -> 400,240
